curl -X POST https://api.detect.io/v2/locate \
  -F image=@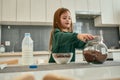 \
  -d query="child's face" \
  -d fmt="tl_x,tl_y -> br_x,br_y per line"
60,11 -> 72,29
